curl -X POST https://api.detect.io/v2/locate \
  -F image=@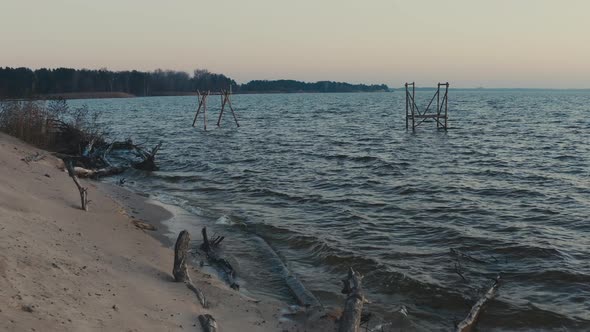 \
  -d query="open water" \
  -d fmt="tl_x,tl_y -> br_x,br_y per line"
71,90 -> 590,331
